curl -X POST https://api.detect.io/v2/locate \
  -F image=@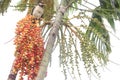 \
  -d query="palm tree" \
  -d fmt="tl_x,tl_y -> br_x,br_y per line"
1,0 -> 120,80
